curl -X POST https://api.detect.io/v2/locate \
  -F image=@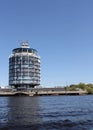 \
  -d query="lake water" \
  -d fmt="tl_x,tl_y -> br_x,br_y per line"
0,95 -> 93,130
